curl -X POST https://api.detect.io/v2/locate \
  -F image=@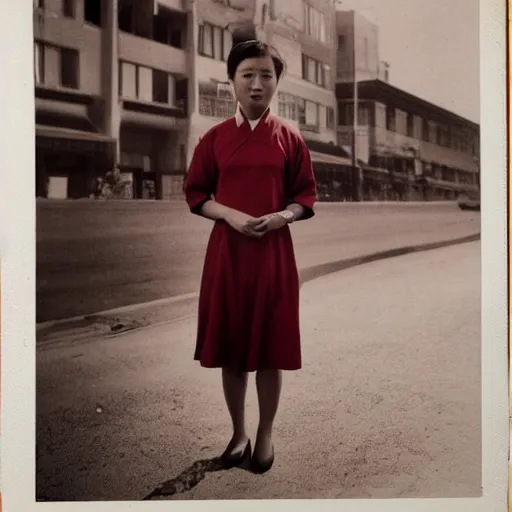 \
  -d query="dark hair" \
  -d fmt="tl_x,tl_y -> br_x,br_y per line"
227,39 -> 286,81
